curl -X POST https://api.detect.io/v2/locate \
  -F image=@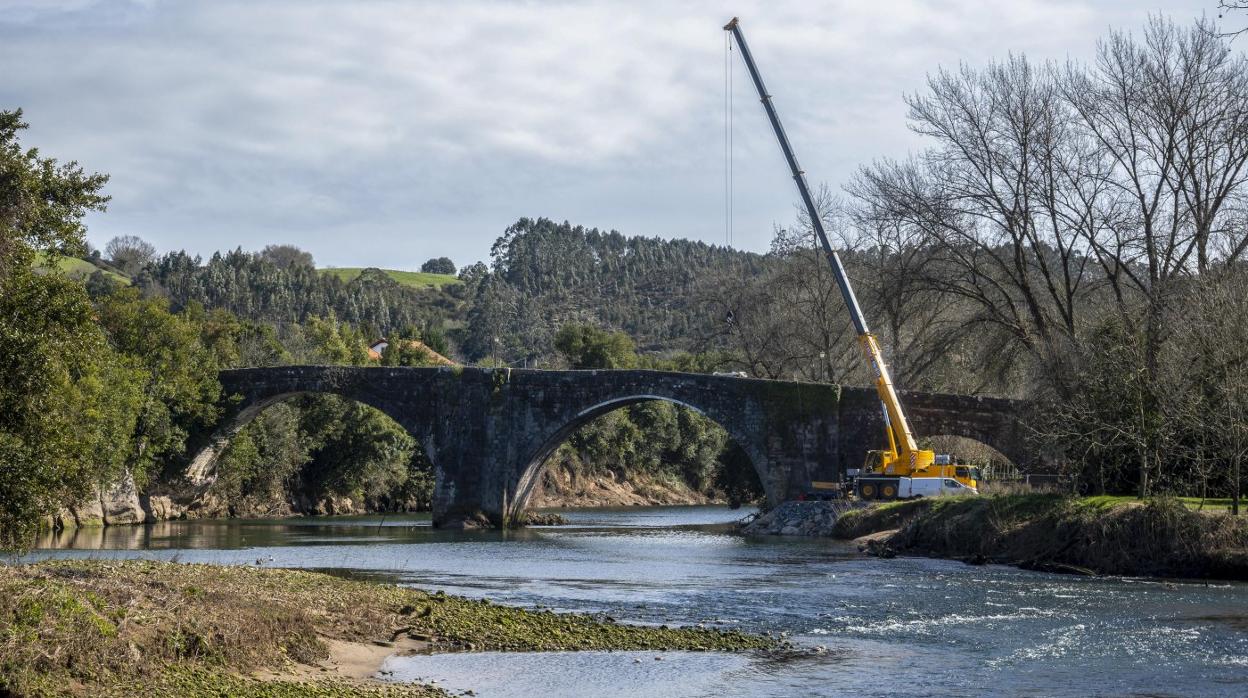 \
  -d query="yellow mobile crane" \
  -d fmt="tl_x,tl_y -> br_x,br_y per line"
724,17 -> 978,500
